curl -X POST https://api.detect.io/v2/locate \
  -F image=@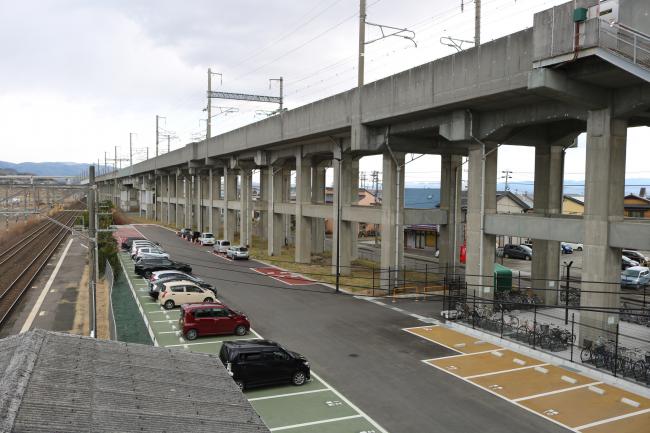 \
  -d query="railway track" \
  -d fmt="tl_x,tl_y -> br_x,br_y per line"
0,205 -> 84,327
